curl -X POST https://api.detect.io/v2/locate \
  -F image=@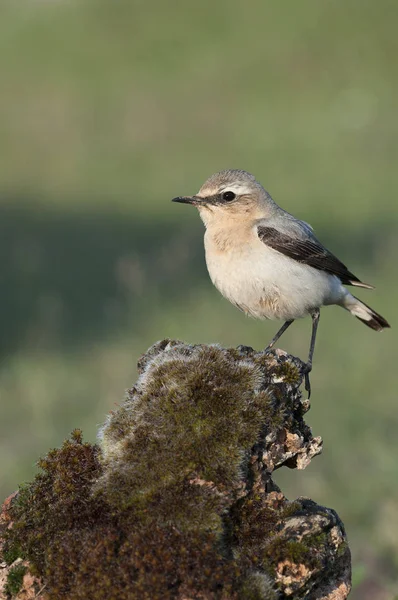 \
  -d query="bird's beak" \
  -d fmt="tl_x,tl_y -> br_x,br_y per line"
172,195 -> 200,206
